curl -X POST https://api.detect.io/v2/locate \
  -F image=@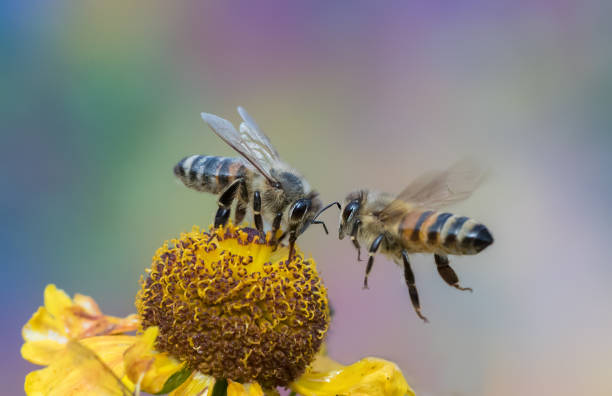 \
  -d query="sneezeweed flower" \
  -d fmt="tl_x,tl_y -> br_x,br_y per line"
22,223 -> 414,396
